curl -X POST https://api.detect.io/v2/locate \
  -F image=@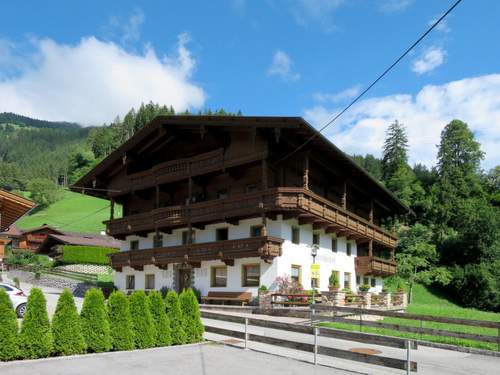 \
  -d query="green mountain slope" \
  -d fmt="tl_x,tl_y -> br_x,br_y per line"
16,190 -> 121,234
